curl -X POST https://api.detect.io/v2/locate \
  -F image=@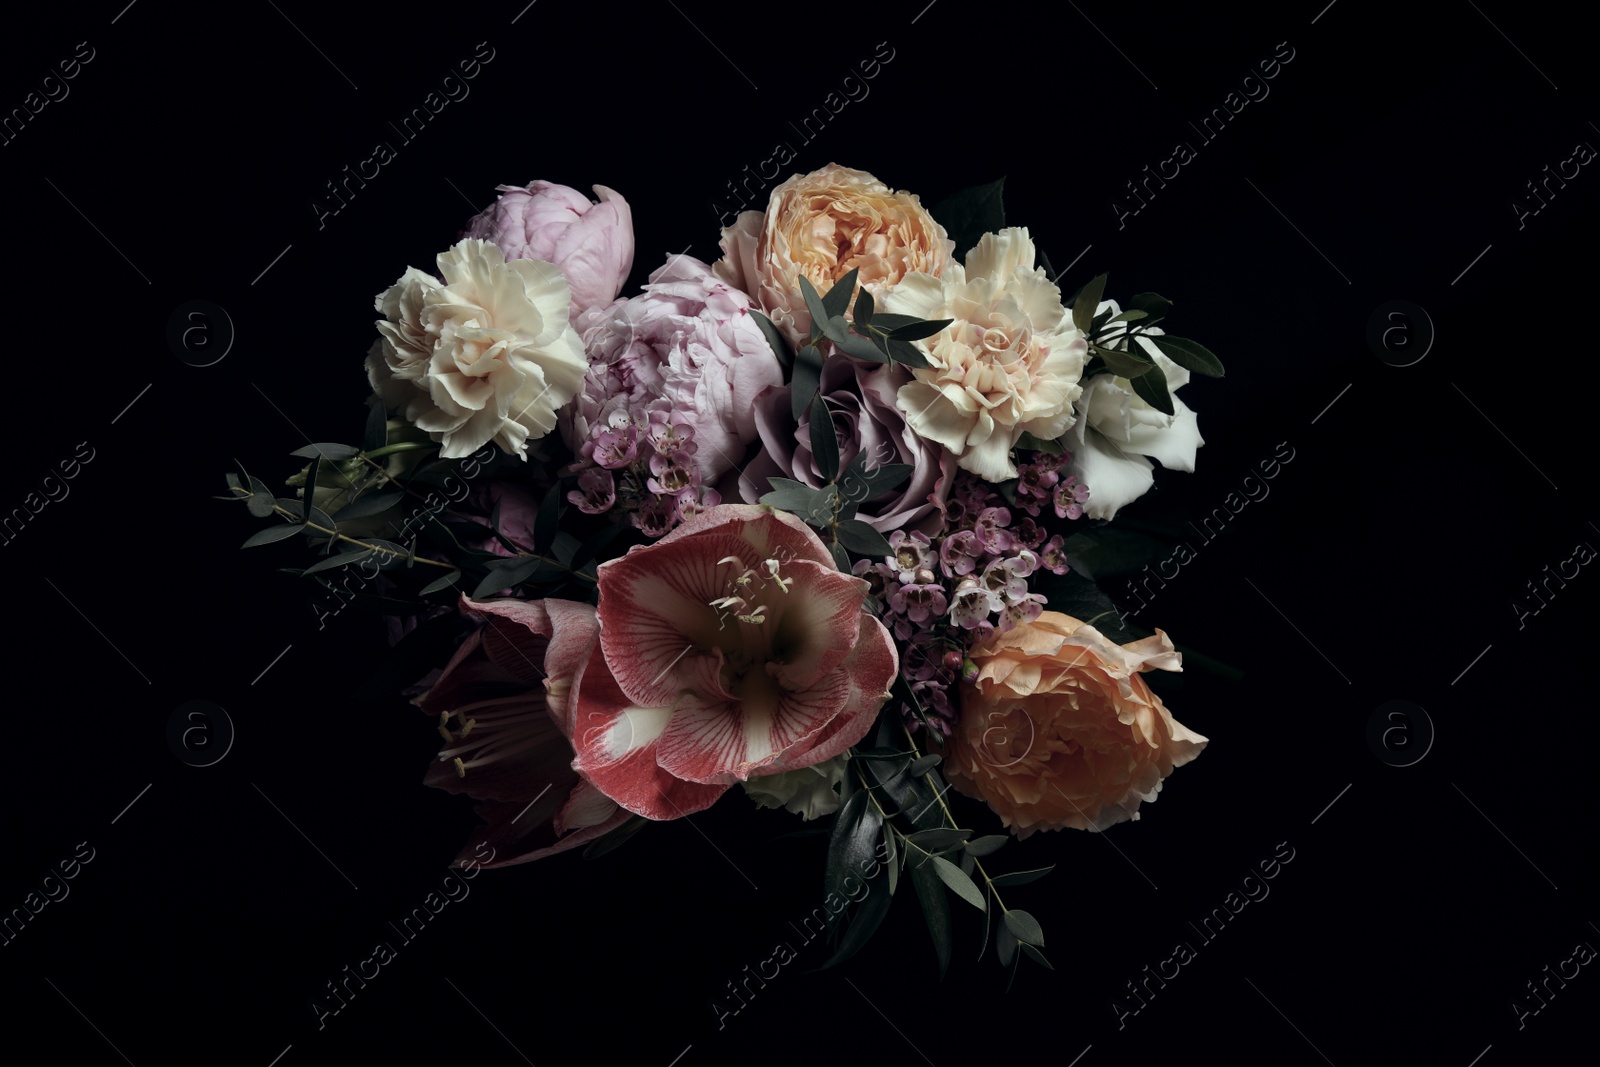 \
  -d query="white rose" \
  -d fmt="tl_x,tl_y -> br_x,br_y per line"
366,239 -> 587,460
1063,300 -> 1203,520
741,754 -> 850,820
885,228 -> 1087,482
